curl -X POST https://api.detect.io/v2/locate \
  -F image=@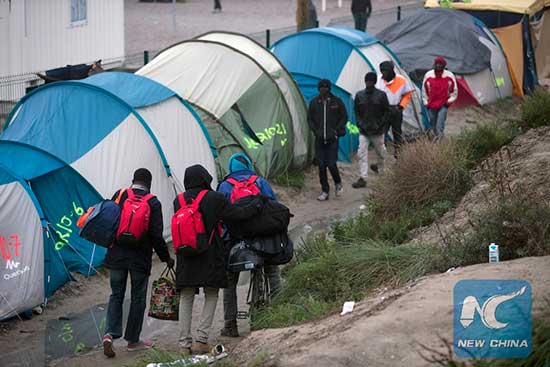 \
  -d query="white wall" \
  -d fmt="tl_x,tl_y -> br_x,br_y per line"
0,0 -> 124,76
